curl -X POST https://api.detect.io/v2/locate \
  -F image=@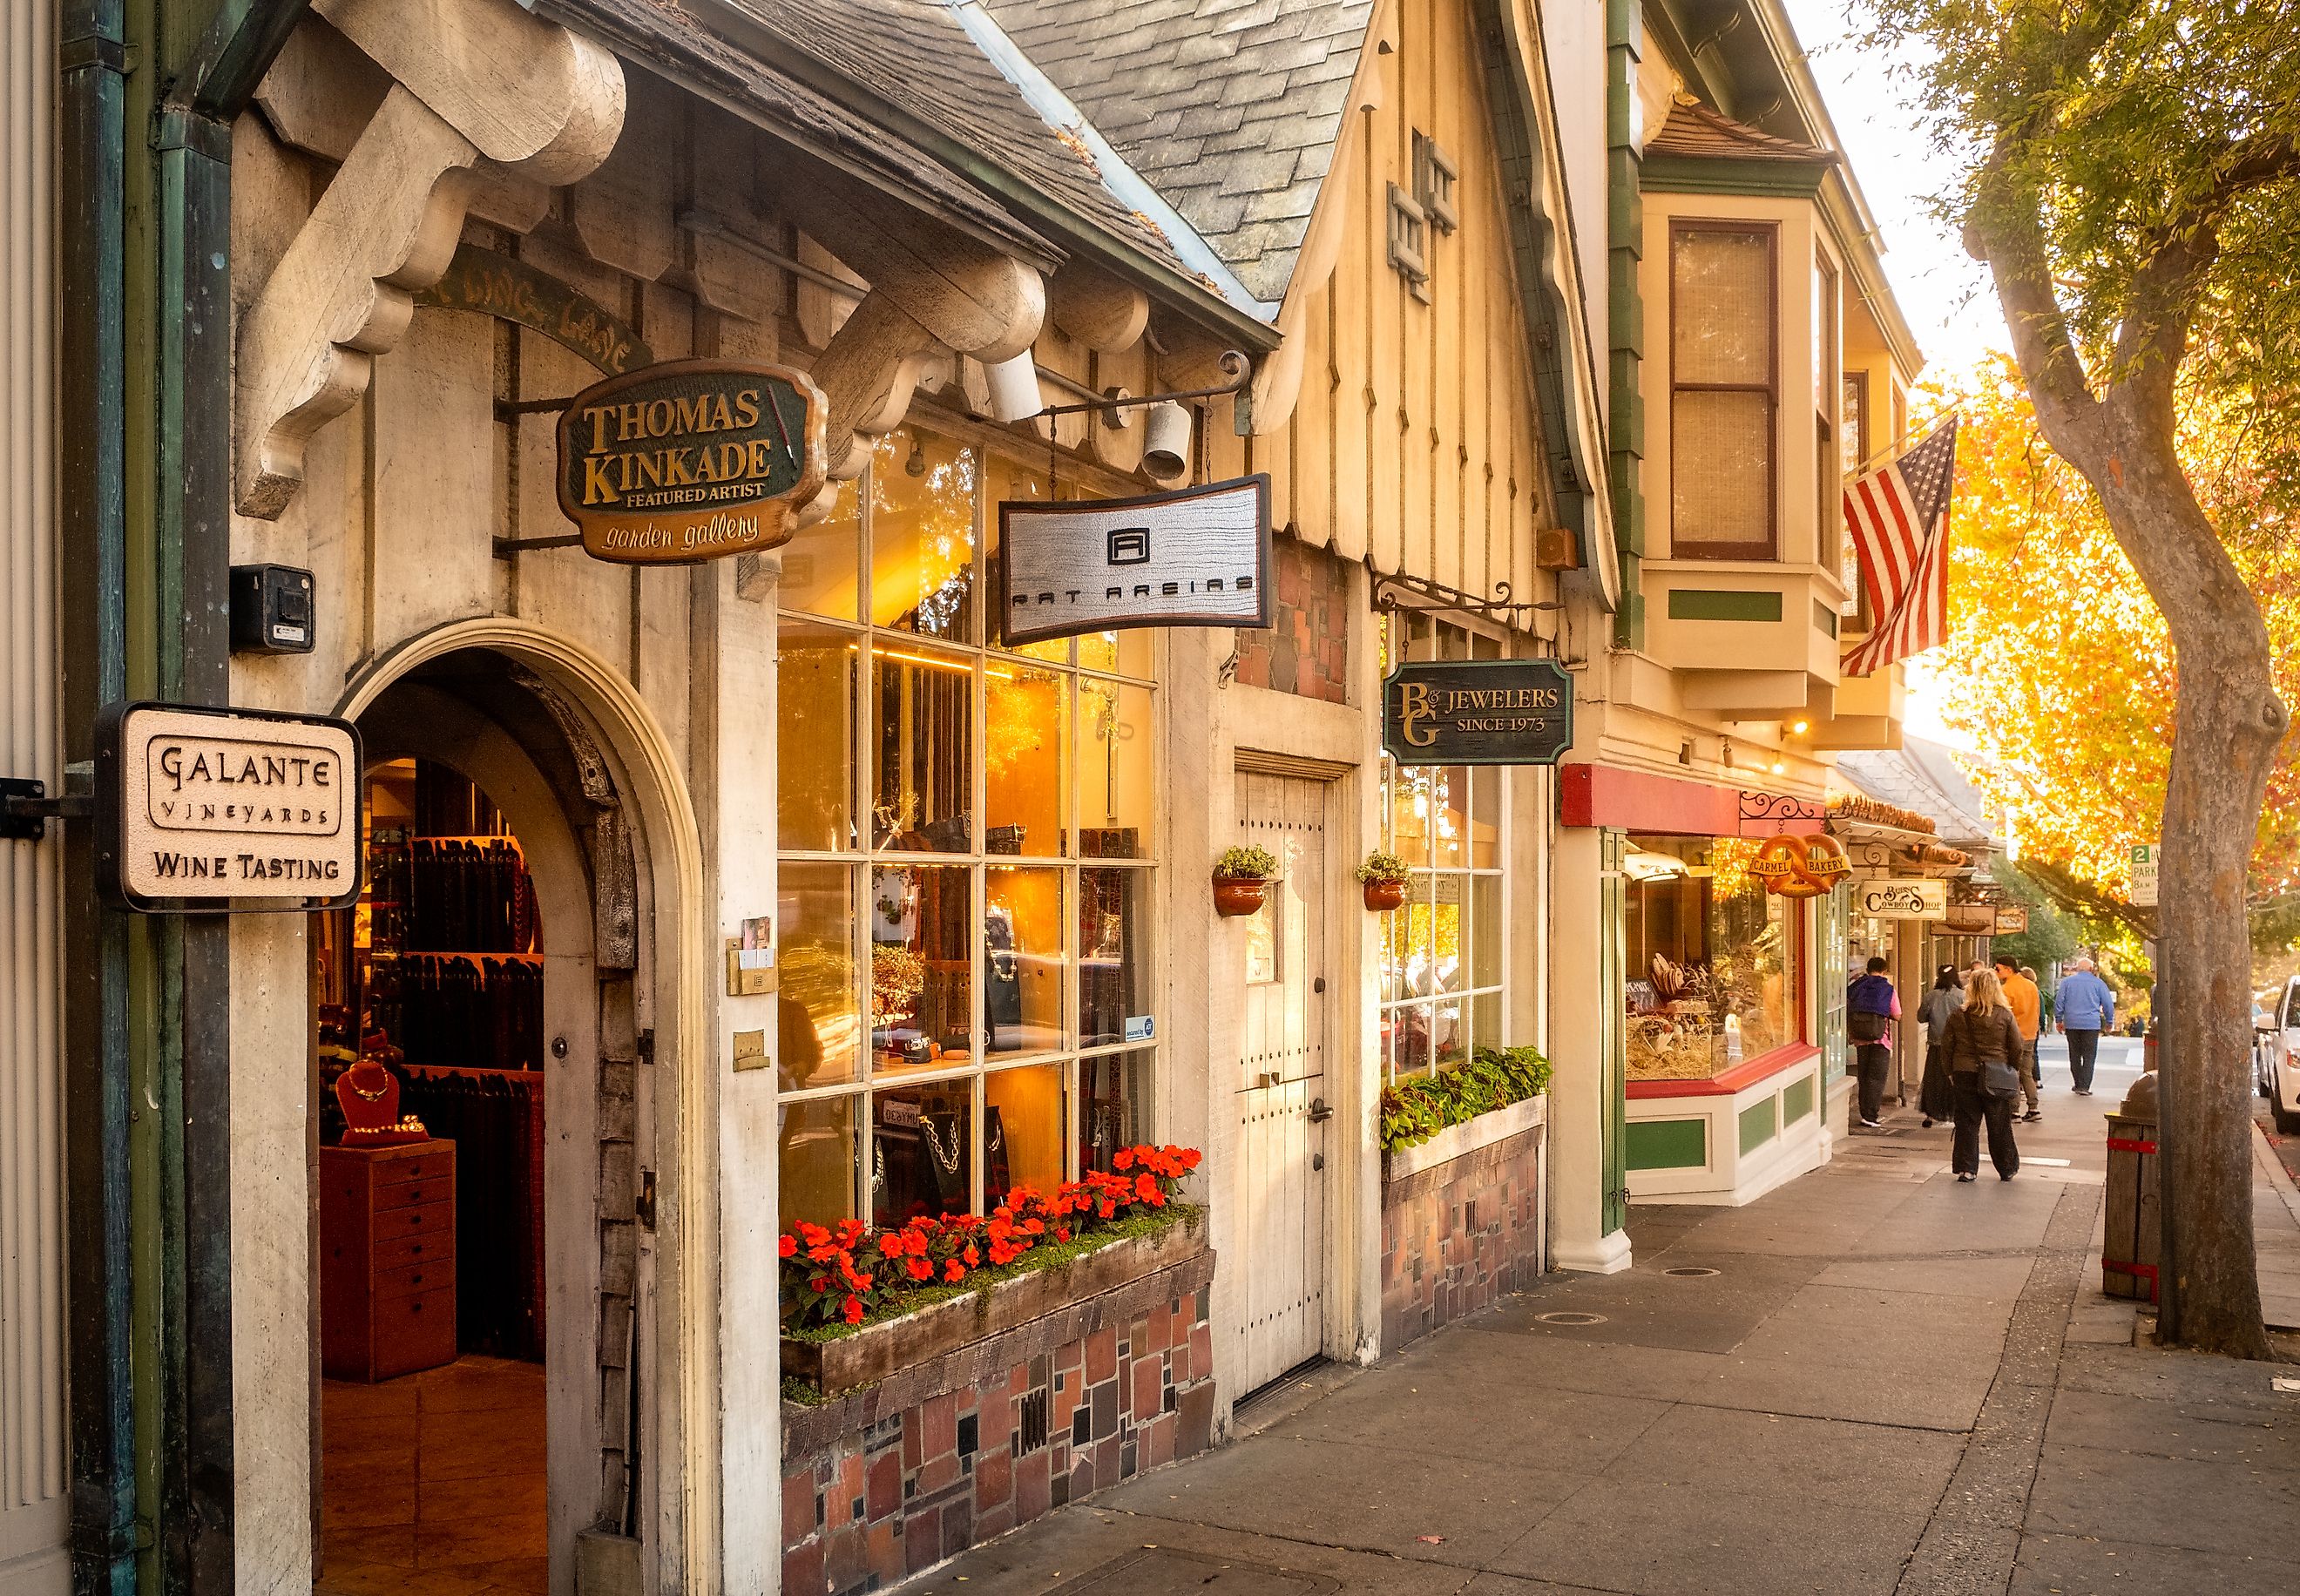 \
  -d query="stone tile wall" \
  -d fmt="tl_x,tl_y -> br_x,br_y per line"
781,1251 -> 1217,1594
1379,1122 -> 1544,1351
1231,536 -> 1350,703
